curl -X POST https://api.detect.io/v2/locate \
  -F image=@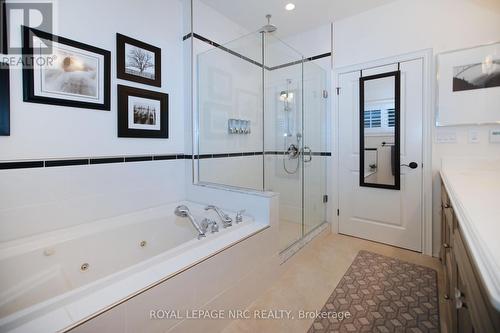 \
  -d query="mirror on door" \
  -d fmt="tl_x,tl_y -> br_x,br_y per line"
359,71 -> 401,190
